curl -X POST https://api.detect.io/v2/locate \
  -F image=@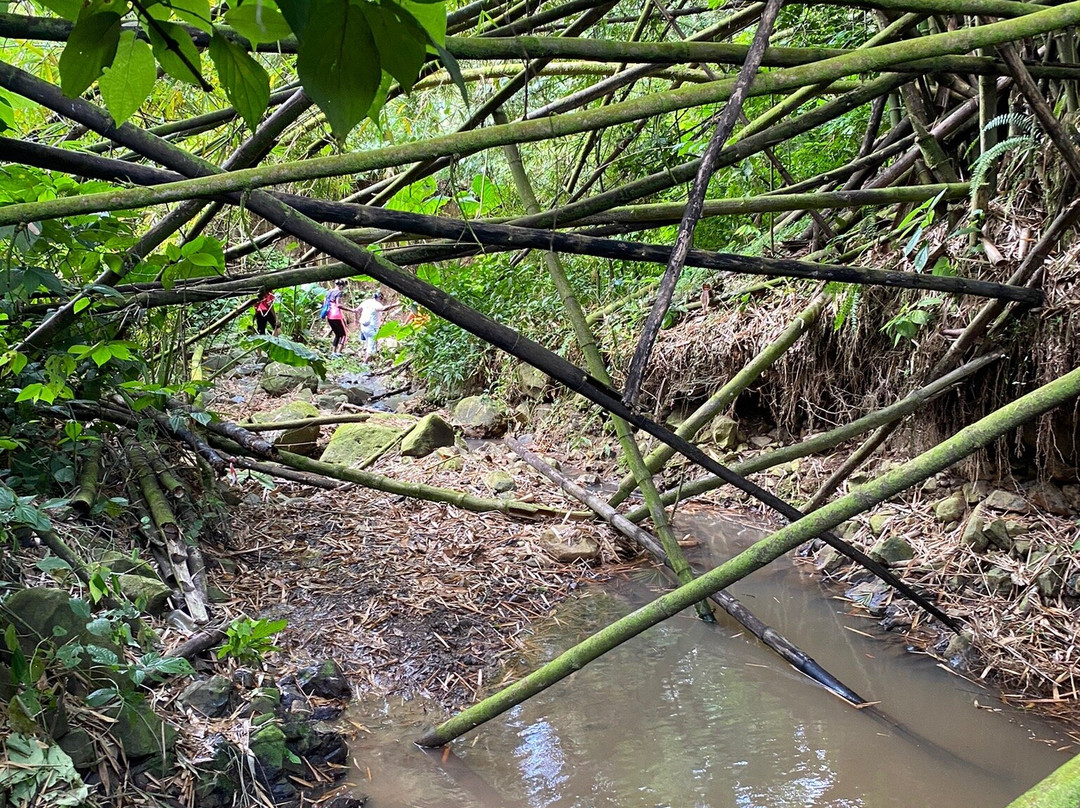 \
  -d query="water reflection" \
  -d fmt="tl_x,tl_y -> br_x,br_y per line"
343,510 -> 1074,808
